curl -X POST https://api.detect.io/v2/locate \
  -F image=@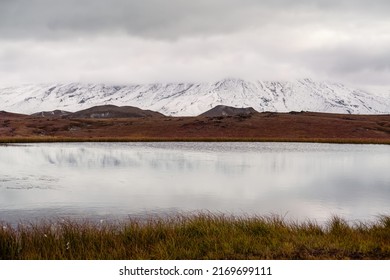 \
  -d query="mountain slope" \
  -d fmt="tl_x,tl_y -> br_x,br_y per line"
0,79 -> 389,116
68,105 -> 164,118
200,105 -> 258,117
32,110 -> 72,117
